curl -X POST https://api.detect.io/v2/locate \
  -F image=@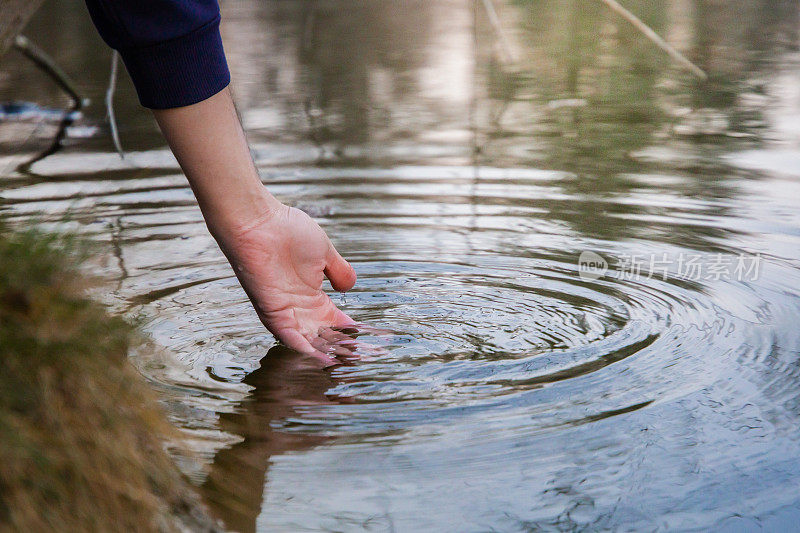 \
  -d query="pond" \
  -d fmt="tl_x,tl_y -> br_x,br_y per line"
2,0 -> 800,531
